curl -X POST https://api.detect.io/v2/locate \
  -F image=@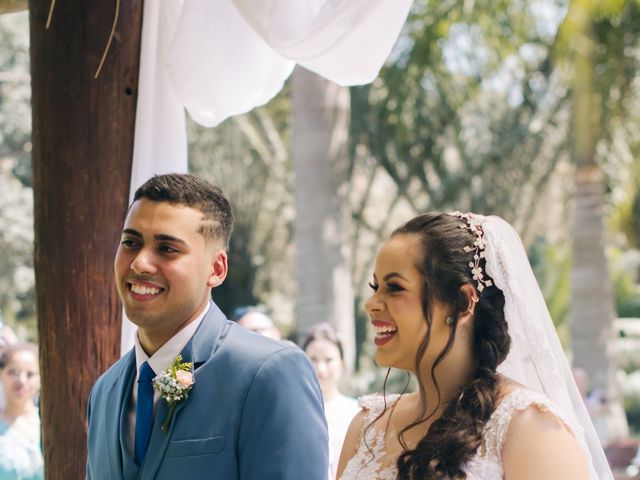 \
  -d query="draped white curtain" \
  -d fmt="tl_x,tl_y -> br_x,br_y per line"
121,0 -> 413,353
